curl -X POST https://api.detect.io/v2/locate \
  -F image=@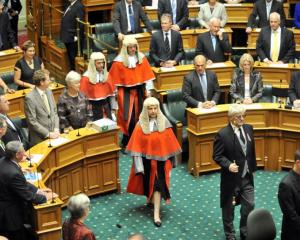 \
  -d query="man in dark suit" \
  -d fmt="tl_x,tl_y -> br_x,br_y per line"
158,0 -> 189,31
213,104 -> 257,240
0,94 -> 28,149
182,54 -> 221,109
256,12 -> 295,64
113,0 -> 153,41
60,0 -> 84,70
0,1 -> 18,51
278,149 -> 300,240
0,116 -> 7,158
246,0 -> 286,33
24,69 -> 60,146
288,71 -> 300,107
0,141 -> 56,240
3,0 -> 22,44
150,13 -> 184,67
195,17 -> 232,64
